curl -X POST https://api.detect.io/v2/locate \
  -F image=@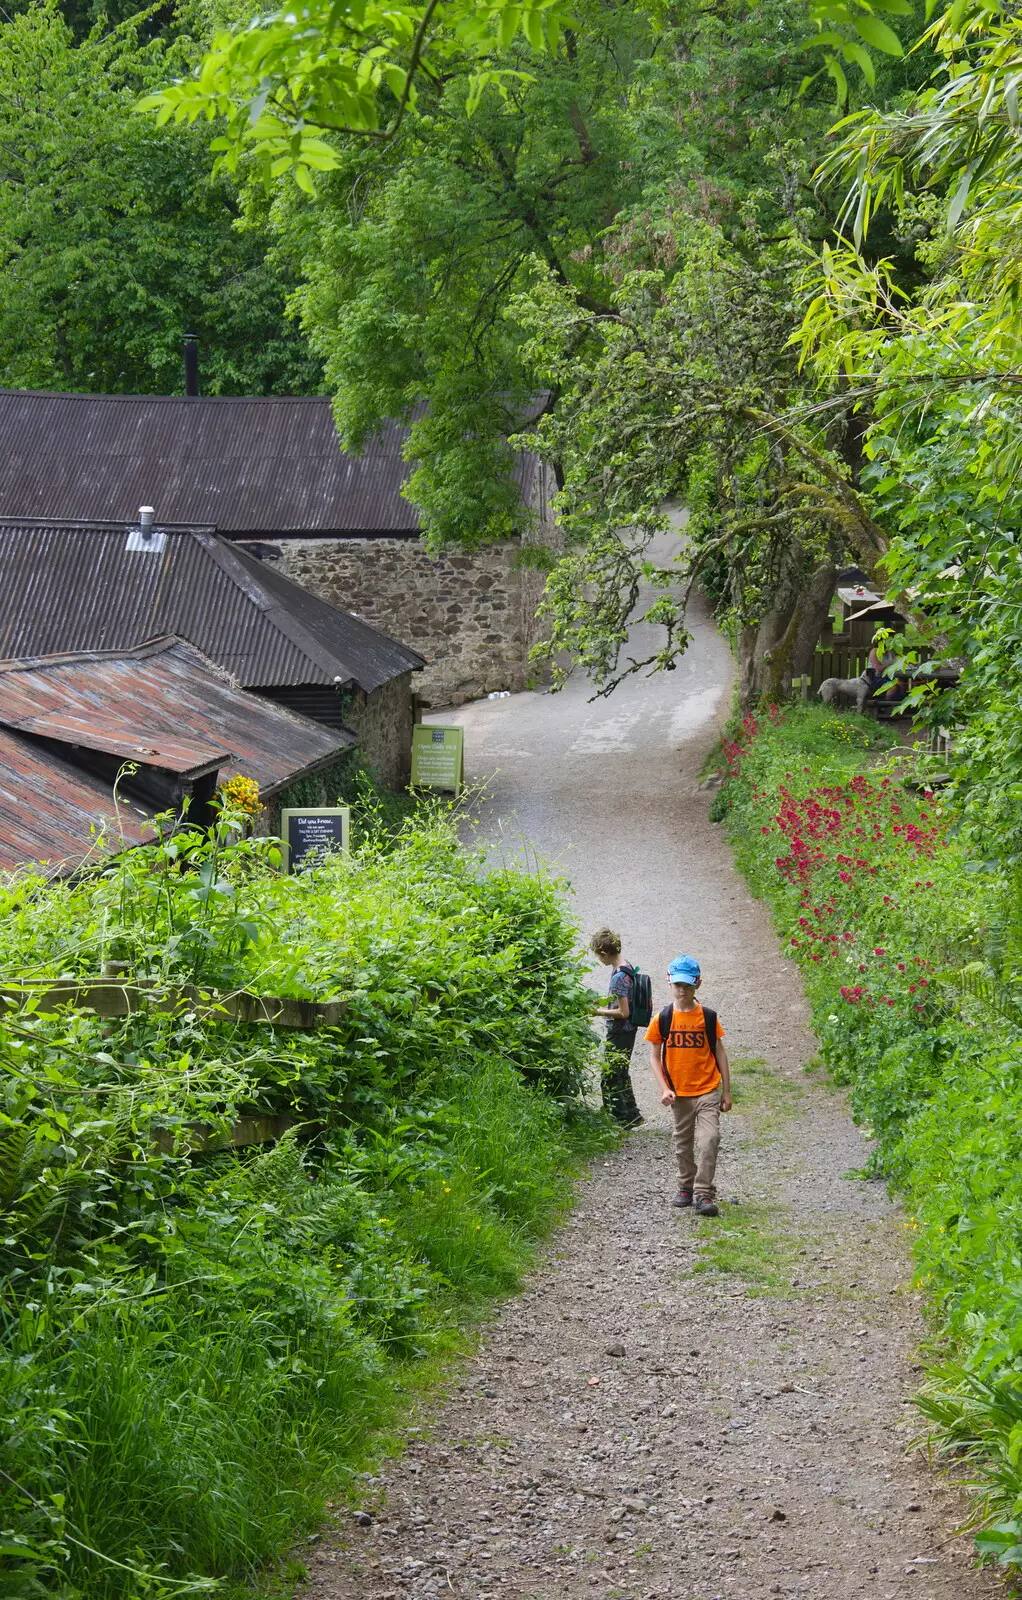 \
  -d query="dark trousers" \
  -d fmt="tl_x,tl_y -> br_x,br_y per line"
602,1034 -> 642,1125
